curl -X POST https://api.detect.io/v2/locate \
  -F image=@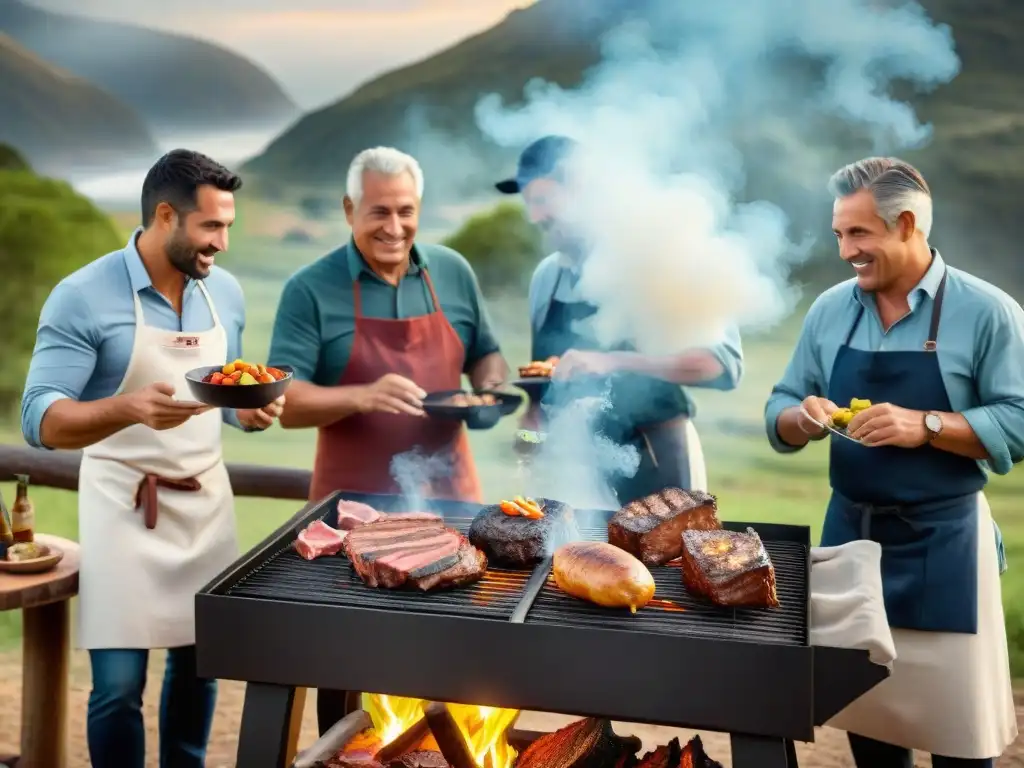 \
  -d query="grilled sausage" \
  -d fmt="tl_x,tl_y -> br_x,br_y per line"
553,541 -> 656,613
